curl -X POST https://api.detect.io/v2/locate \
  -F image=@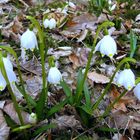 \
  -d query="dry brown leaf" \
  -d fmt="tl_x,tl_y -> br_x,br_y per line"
69,53 -> 80,69
0,110 -> 10,140
3,102 -> 33,124
26,76 -> 42,99
61,13 -> 97,38
110,87 -> 135,112
87,71 -> 110,84
51,115 -> 82,130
